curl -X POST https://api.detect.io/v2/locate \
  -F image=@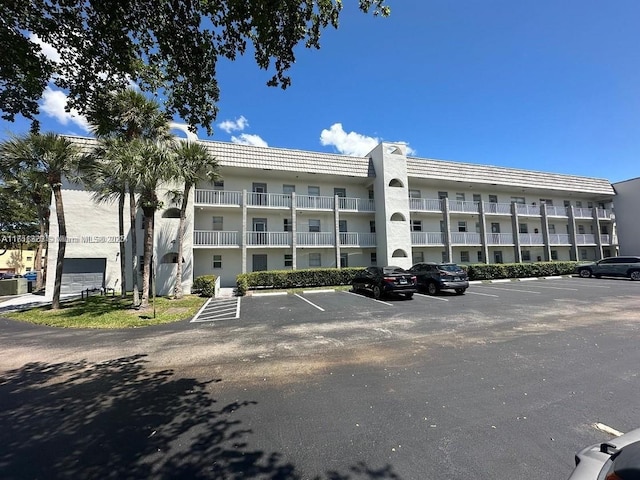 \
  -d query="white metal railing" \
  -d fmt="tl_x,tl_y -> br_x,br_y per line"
574,207 -> 593,218
575,234 -> 596,245
195,189 -> 242,206
339,232 -> 377,247
246,231 -> 291,246
409,198 -> 443,212
337,197 -> 375,212
450,232 -> 482,244
549,233 -> 571,245
597,208 -> 613,219
483,202 -> 511,215
247,192 -> 291,208
600,234 -> 618,245
297,232 -> 335,246
449,200 -> 480,214
545,206 -> 568,217
515,204 -> 541,216
193,230 -> 239,246
296,195 -> 334,210
519,233 -> 544,245
486,233 -> 514,245
411,232 -> 445,245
